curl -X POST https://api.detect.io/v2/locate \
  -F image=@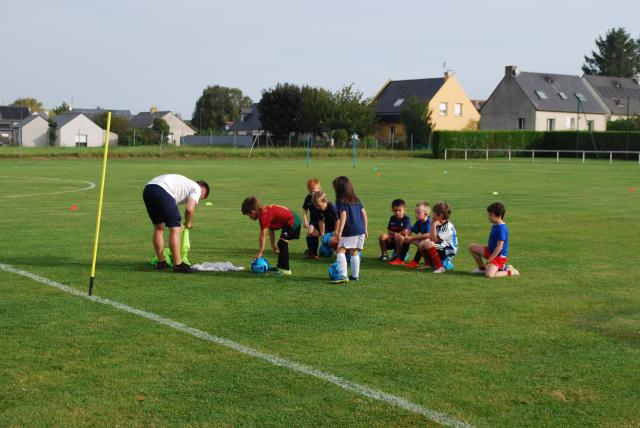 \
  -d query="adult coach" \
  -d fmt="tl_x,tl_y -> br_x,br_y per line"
143,174 -> 210,273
